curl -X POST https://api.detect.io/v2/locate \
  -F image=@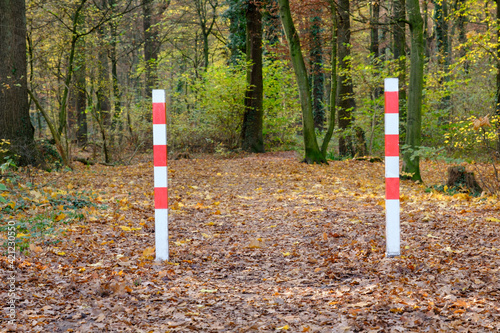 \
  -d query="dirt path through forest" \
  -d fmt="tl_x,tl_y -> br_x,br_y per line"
2,152 -> 499,332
